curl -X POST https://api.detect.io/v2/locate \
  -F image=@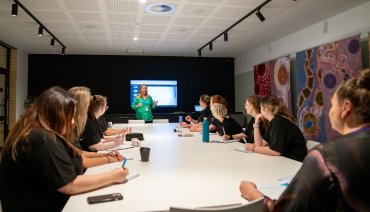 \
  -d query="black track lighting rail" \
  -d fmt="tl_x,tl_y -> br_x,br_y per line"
197,0 -> 271,56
